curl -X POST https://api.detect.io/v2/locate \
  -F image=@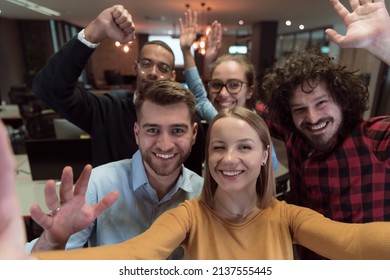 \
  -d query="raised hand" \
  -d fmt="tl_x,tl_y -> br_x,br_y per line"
30,165 -> 119,251
205,20 -> 222,65
326,0 -> 390,64
0,121 -> 28,259
84,5 -> 136,44
179,9 -> 198,51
